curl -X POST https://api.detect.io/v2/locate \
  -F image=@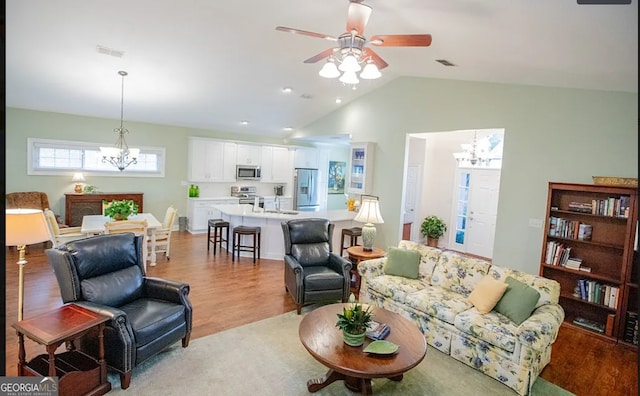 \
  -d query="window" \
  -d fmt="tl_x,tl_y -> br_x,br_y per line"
28,138 -> 165,177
